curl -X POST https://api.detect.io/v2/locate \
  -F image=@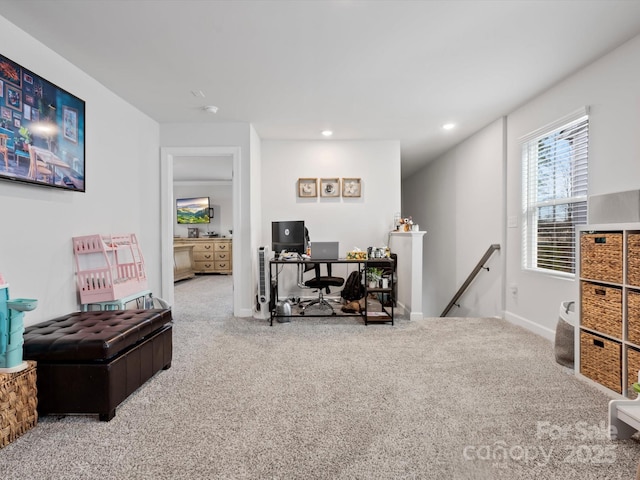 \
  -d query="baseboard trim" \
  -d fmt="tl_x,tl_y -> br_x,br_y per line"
394,301 -> 417,320
503,310 -> 555,341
